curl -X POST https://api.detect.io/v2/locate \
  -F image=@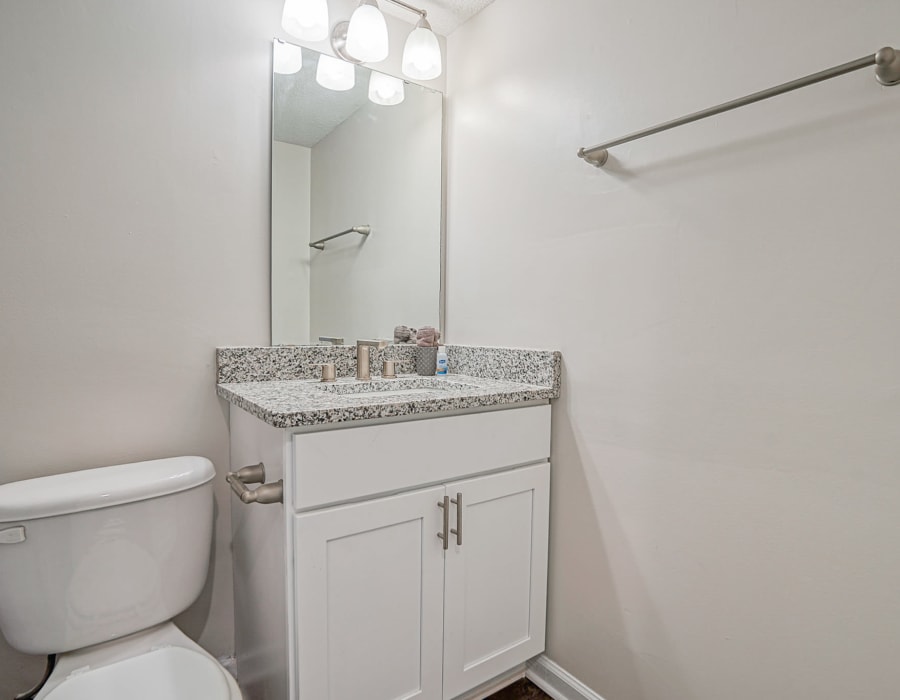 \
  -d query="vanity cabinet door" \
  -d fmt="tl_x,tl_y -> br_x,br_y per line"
441,462 -> 551,699
293,486 -> 446,700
